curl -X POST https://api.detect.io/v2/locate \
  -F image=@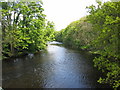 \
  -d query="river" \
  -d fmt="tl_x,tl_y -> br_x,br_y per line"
2,41 -> 108,88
